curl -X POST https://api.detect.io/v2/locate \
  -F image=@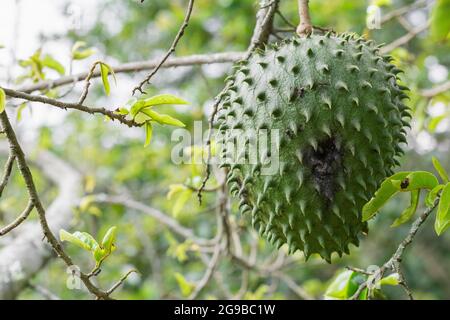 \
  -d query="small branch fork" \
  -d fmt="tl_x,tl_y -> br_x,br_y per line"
131,0 -> 195,95
350,199 -> 440,300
